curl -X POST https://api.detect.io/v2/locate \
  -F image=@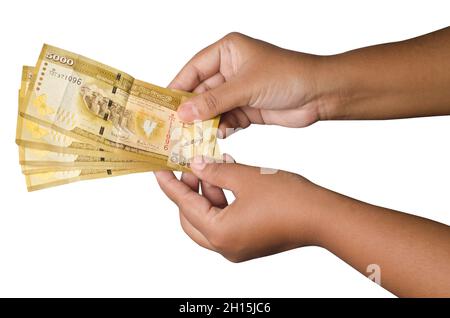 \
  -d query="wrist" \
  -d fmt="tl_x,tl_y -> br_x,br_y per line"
311,54 -> 357,121
291,177 -> 362,251
289,178 -> 337,248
